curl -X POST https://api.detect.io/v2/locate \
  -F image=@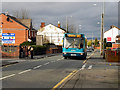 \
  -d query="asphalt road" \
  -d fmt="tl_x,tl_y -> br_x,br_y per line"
2,52 -> 92,88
